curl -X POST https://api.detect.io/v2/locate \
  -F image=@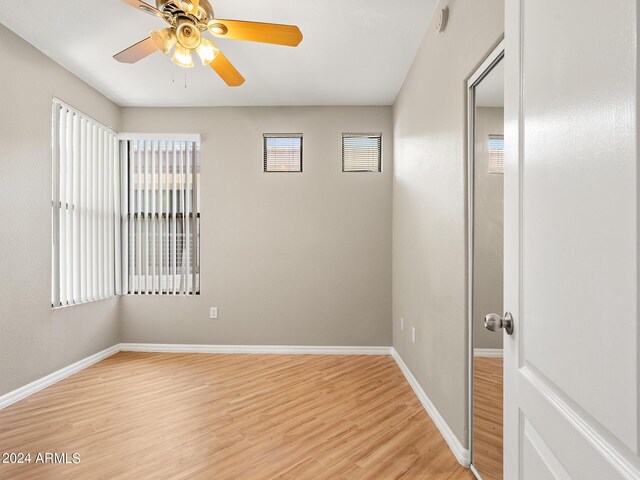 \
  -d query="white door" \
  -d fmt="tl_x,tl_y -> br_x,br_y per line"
503,1 -> 640,479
